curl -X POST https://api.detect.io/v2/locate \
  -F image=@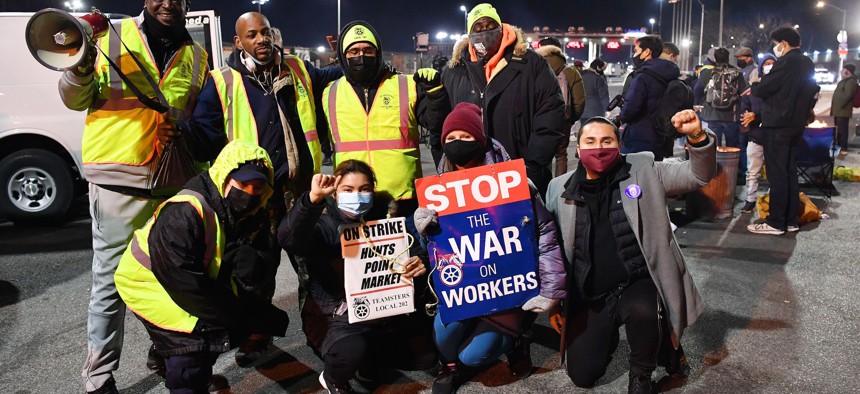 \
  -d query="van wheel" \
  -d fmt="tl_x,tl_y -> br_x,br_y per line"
0,149 -> 74,223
